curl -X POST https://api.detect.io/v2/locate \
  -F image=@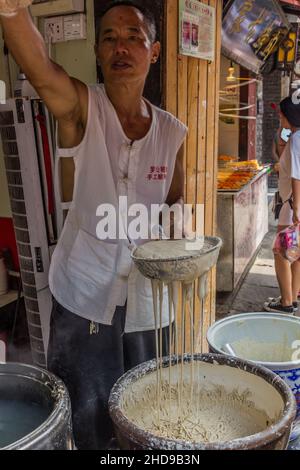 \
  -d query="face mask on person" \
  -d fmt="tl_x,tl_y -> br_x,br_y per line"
281,128 -> 292,143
